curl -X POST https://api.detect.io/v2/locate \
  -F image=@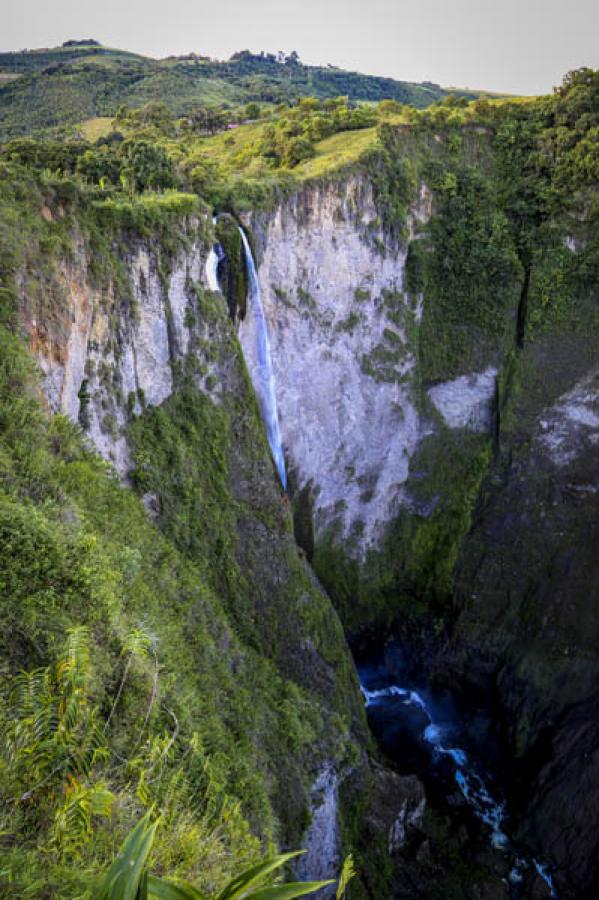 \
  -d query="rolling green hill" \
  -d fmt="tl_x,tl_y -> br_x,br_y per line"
0,41 -> 475,140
